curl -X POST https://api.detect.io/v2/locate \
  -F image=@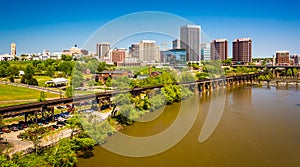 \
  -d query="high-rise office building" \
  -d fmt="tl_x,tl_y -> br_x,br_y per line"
180,25 -> 201,62
11,43 -> 16,57
139,40 -> 158,63
232,38 -> 252,64
275,51 -> 290,66
129,43 -> 139,58
210,39 -> 228,60
201,43 -> 210,61
96,43 -> 110,59
172,39 -> 180,49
